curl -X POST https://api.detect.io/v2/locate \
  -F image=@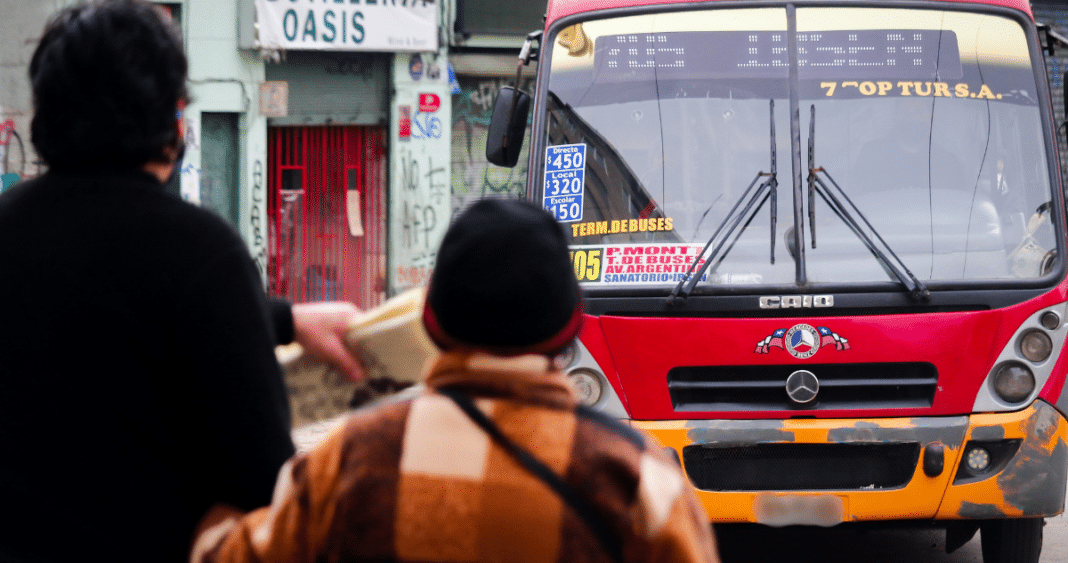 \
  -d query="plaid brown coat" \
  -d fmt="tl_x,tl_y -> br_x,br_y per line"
191,352 -> 719,563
